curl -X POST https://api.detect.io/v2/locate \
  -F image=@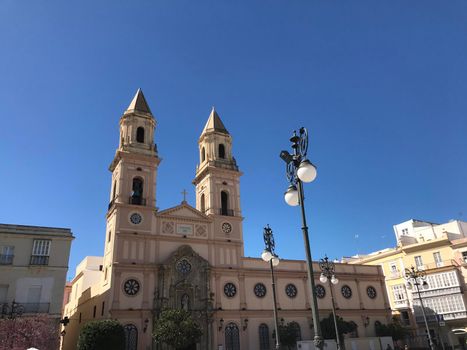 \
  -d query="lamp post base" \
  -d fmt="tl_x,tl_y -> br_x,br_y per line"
313,335 -> 324,349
